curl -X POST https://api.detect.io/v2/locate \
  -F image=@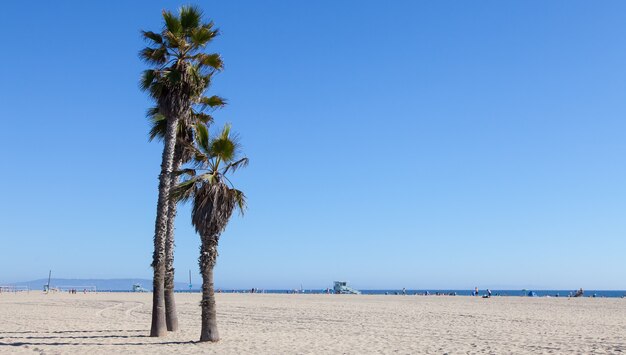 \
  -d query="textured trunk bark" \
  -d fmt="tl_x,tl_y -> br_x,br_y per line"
164,153 -> 182,332
150,109 -> 180,338
199,238 -> 219,342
